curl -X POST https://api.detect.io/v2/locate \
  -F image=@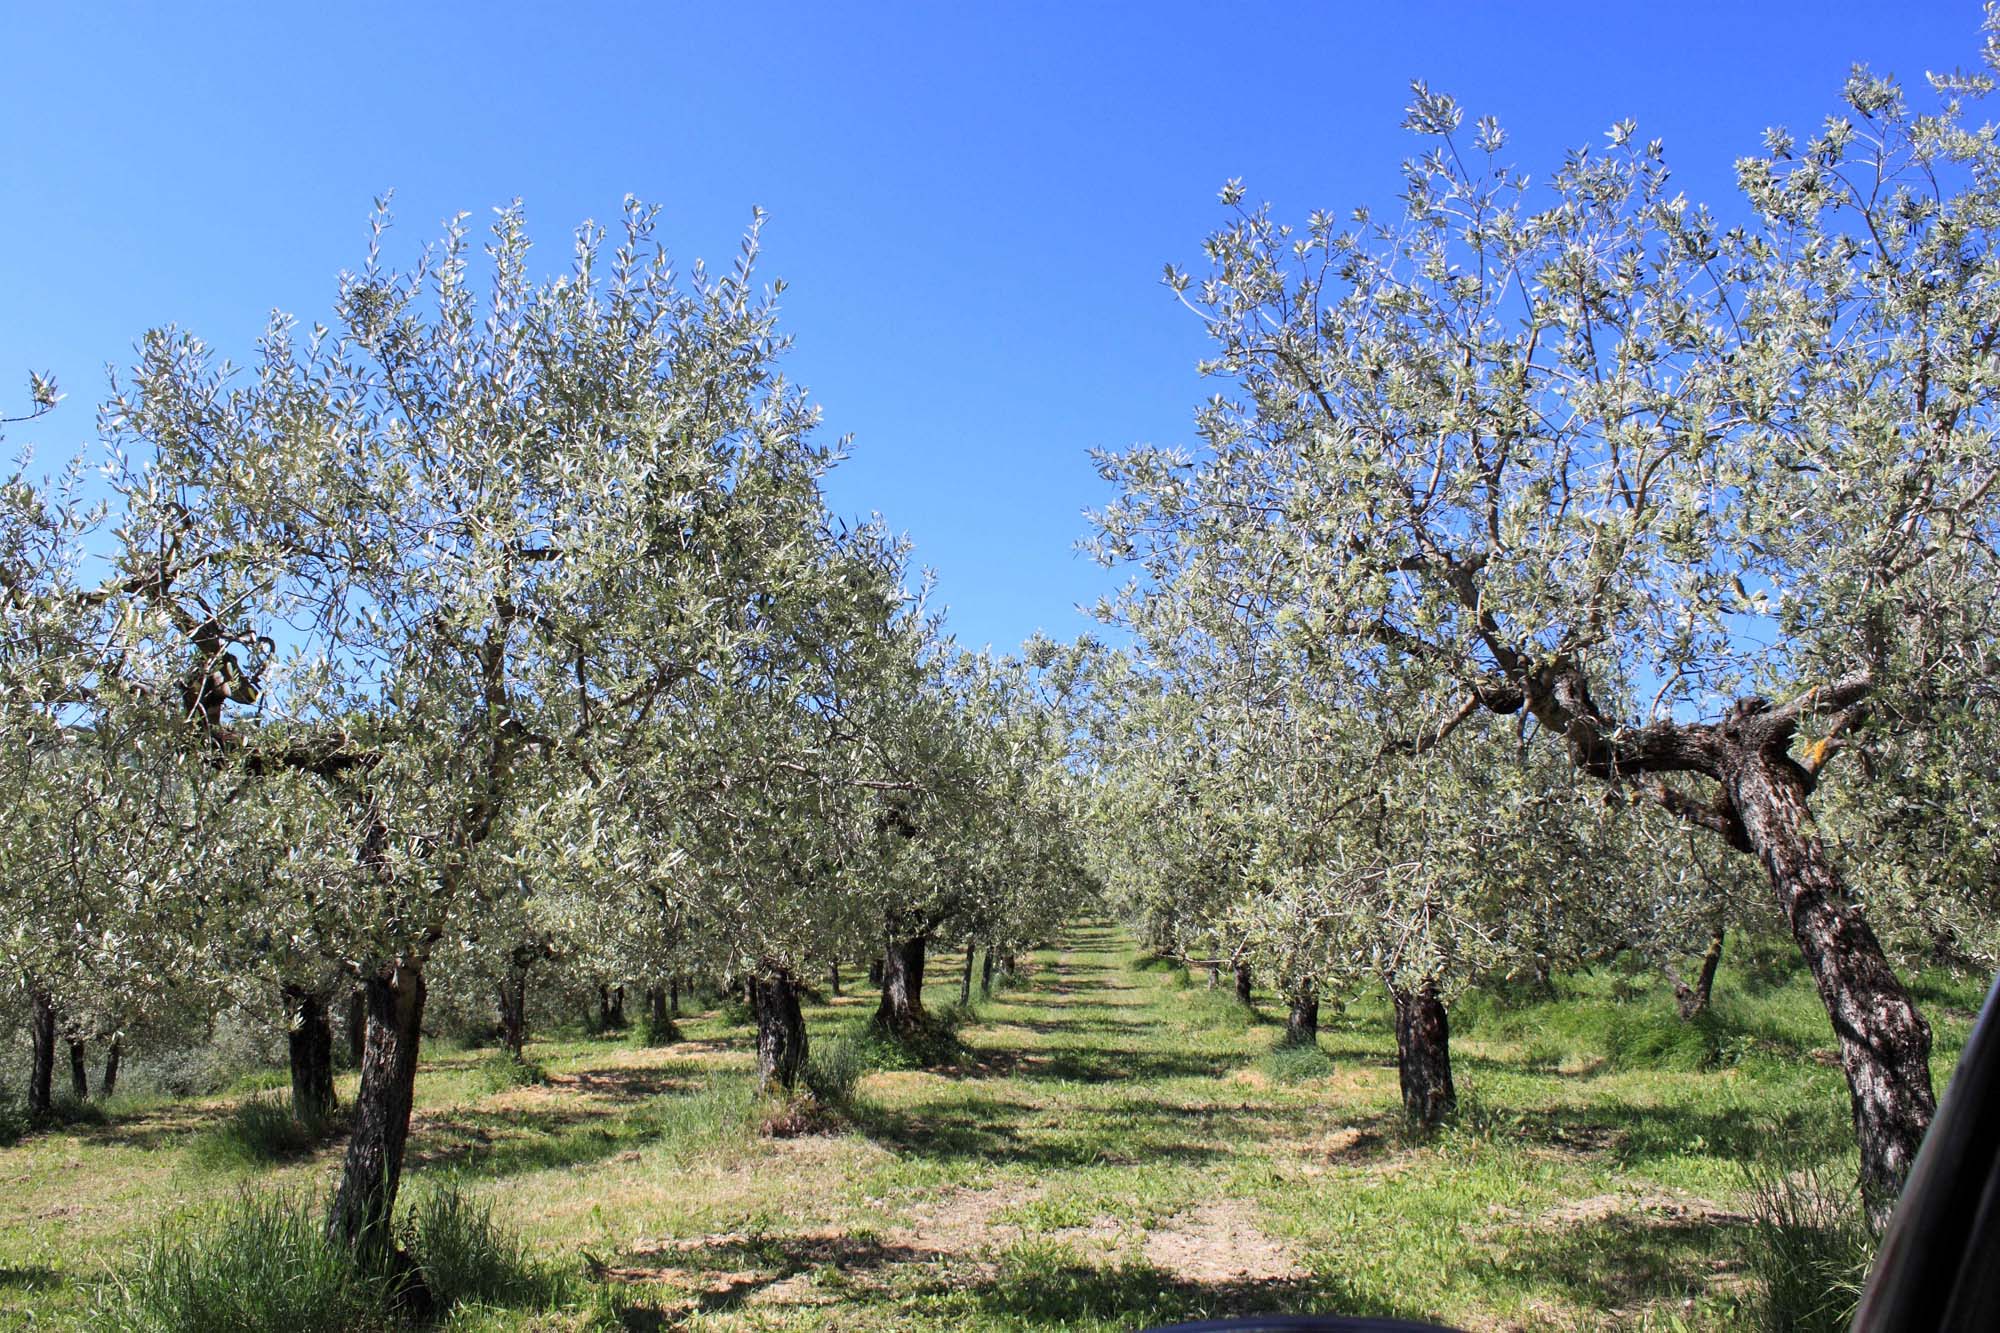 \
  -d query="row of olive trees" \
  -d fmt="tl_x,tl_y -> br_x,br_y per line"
1087,37 -> 2000,1223
0,202 -> 1091,1268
